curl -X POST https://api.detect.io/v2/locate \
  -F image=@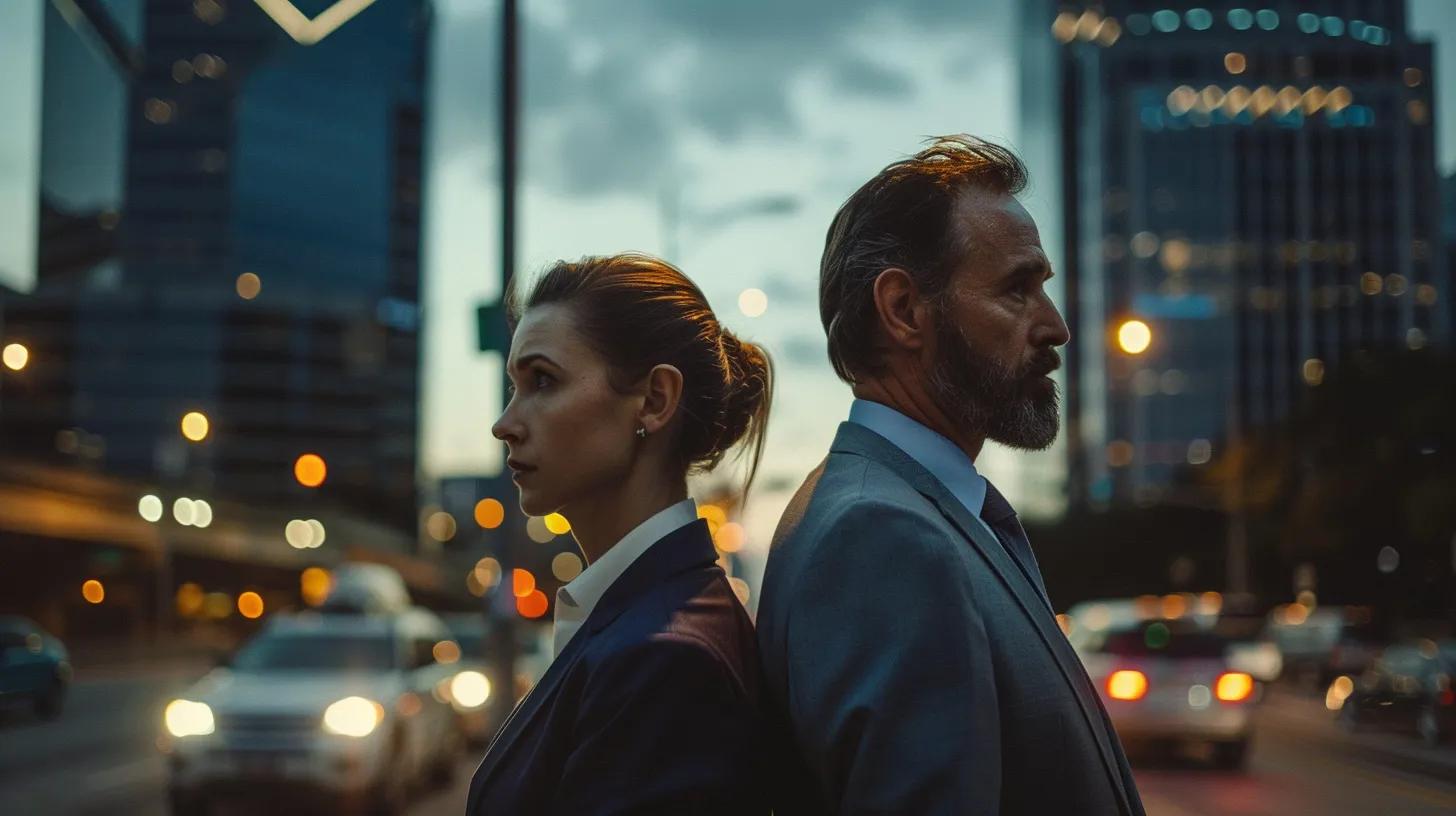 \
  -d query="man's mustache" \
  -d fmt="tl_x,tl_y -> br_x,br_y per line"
1024,349 -> 1061,378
